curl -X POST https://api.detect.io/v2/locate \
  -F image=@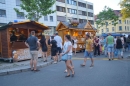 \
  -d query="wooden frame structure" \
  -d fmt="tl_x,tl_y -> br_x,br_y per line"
0,21 -> 49,61
56,21 -> 96,51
